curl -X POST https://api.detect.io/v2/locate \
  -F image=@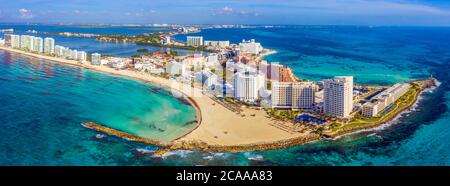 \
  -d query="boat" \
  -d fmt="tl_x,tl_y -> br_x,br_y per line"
95,134 -> 106,139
